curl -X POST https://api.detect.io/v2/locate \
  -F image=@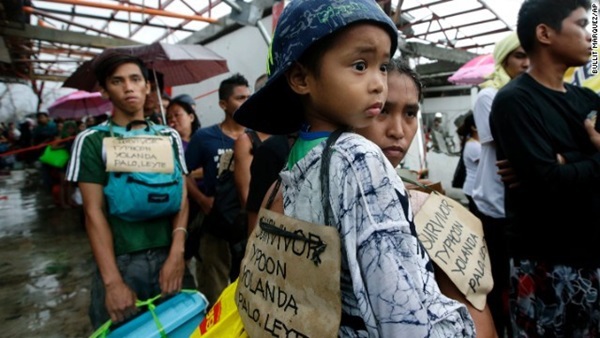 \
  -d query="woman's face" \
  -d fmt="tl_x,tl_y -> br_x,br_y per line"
66,125 -> 77,136
503,46 -> 529,79
355,72 -> 420,168
167,103 -> 194,140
